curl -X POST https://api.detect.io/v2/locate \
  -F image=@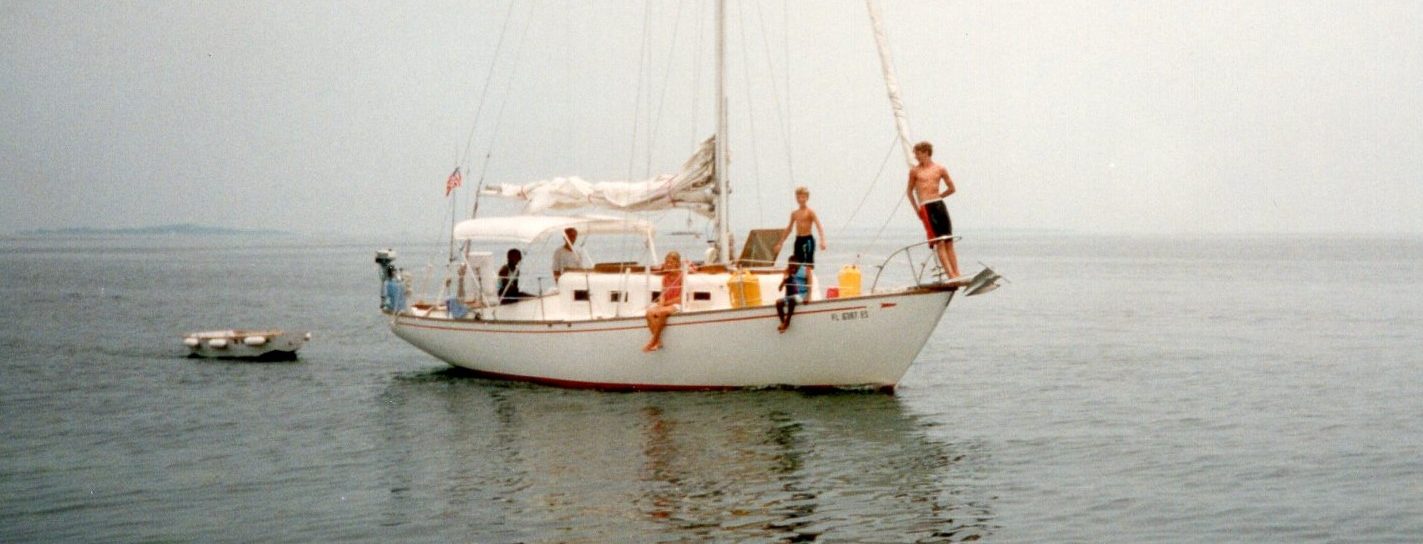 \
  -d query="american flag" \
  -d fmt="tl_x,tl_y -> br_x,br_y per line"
444,167 -> 462,197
